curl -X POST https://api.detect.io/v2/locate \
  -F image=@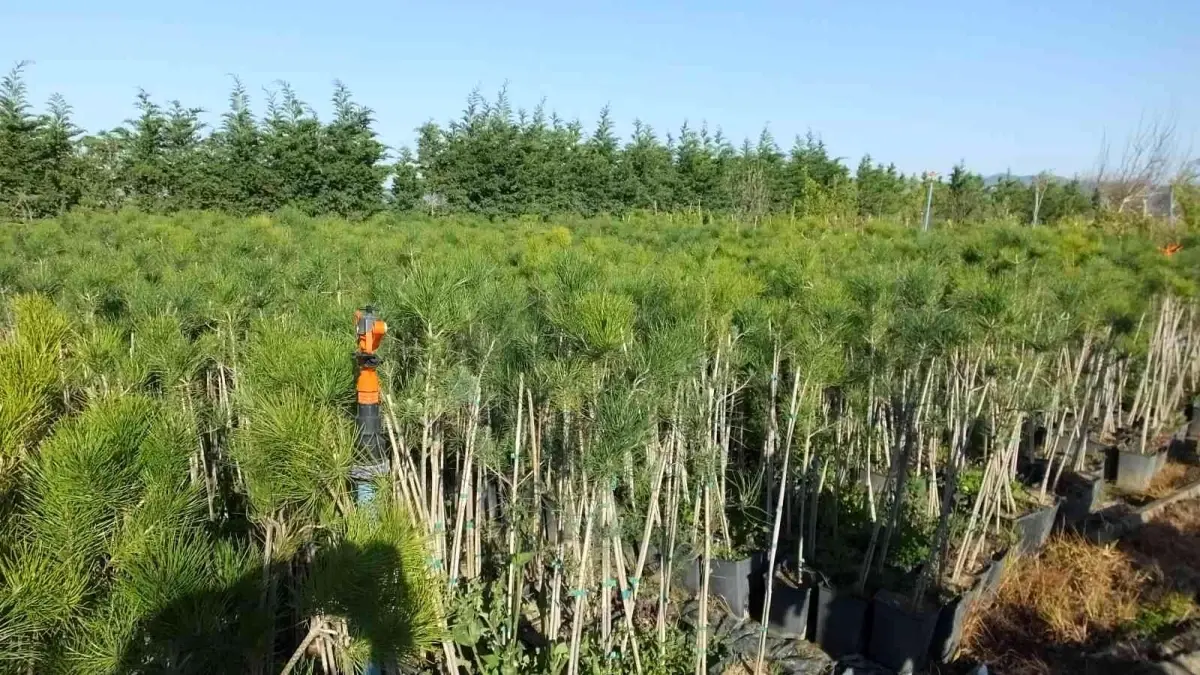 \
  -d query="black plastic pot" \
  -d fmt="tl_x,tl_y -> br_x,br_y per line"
867,590 -> 940,674
1058,471 -> 1105,522
764,572 -> 813,637
929,584 -> 980,664
1114,449 -> 1160,492
860,469 -> 888,497
484,481 -> 500,520
979,548 -> 1009,599
679,553 -> 765,619
708,553 -> 765,619
812,581 -> 869,658
541,502 -> 559,544
681,556 -> 701,594
1013,501 -> 1059,556
1103,445 -> 1119,481
1189,399 -> 1200,440
1017,457 -> 1048,486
